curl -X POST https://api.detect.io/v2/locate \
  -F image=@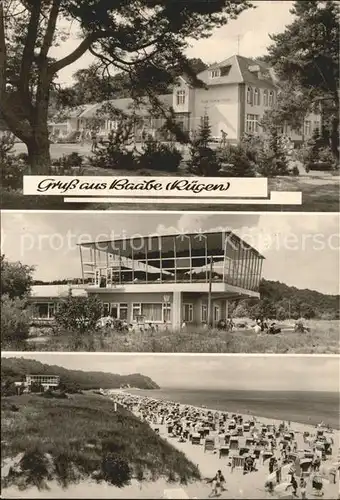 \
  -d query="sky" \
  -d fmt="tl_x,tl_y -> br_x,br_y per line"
51,1 -> 295,86
1,211 -> 339,294
1,352 -> 338,392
